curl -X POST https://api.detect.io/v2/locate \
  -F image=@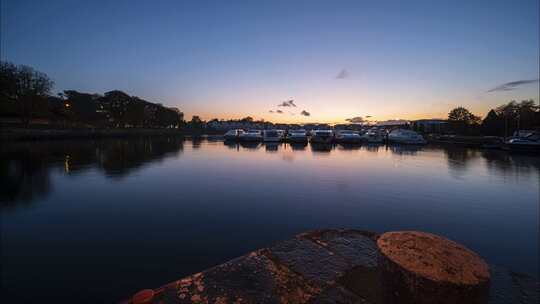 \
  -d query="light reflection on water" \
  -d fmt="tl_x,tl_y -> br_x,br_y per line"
1,137 -> 539,302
